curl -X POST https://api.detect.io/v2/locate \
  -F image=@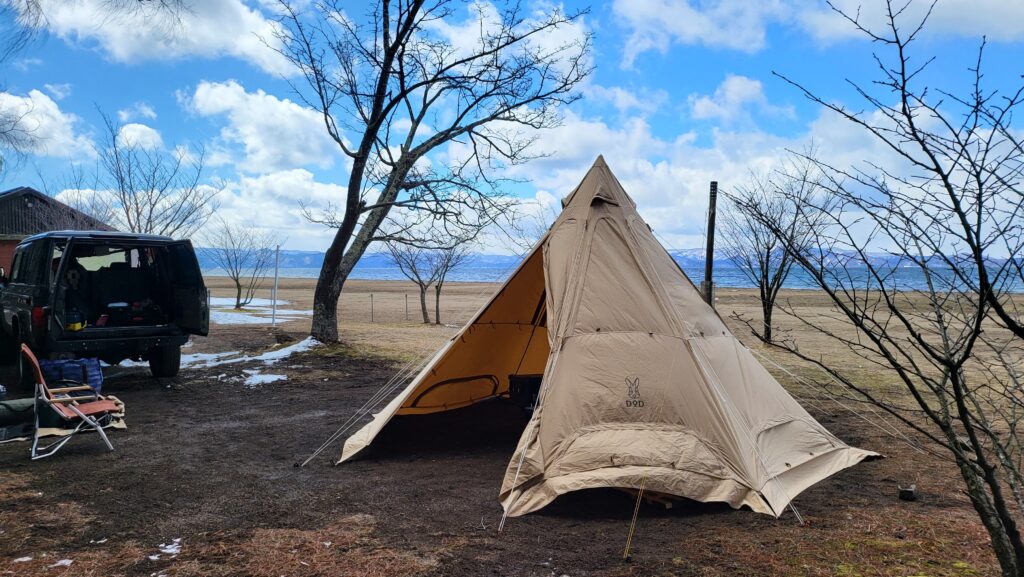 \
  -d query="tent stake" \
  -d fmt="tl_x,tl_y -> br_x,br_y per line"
623,476 -> 647,561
